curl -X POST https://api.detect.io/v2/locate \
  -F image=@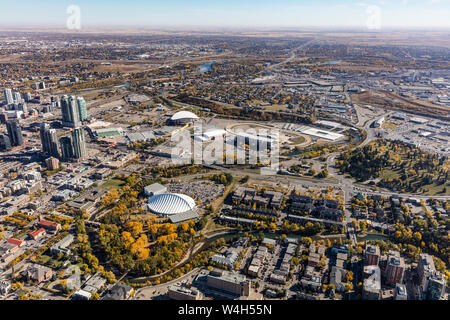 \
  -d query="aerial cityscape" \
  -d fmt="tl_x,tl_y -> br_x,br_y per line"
0,0 -> 449,308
